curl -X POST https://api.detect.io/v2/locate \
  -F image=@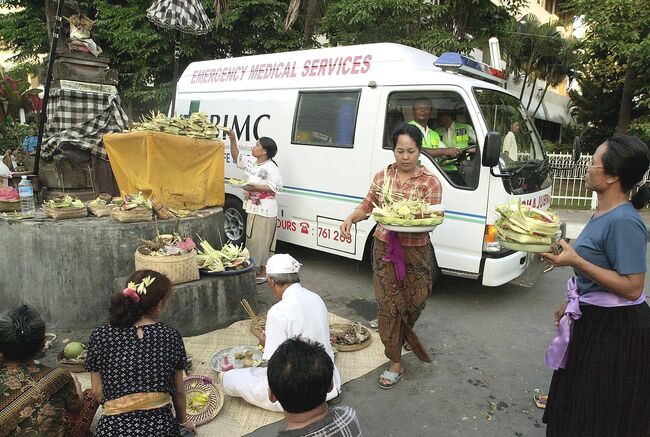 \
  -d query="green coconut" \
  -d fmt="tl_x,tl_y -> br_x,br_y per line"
63,342 -> 85,359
